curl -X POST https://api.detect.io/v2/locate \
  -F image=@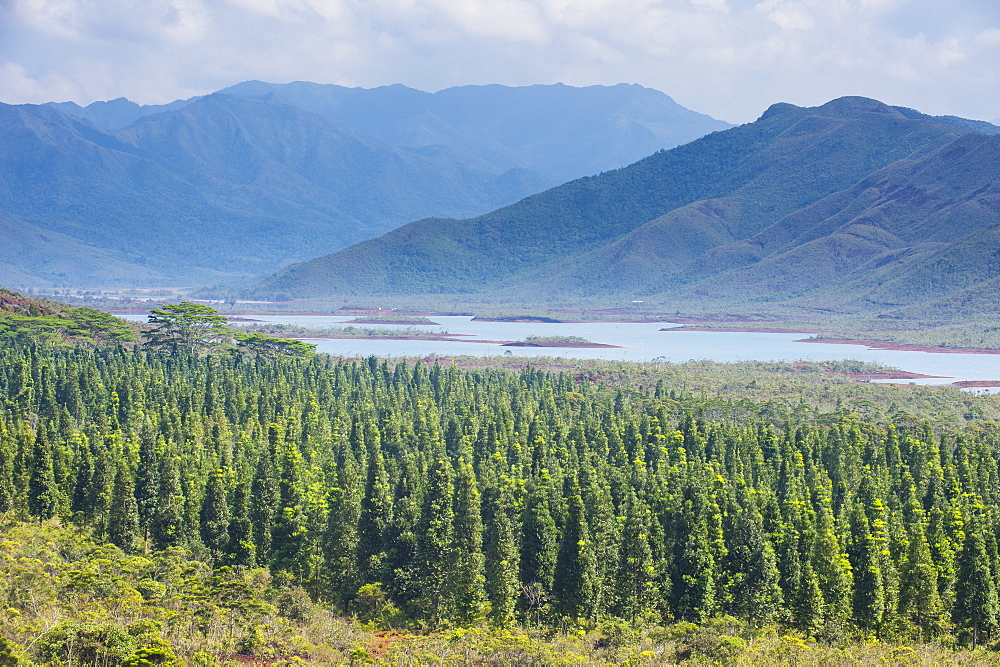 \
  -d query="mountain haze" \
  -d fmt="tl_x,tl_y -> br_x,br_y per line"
256,97 -> 1000,314
215,81 -> 730,183
254,96 -> 999,315
2,82 -> 728,287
